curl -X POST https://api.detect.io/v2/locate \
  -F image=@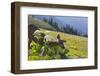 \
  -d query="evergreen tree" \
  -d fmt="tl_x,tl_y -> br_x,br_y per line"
42,17 -> 86,37
43,17 -> 48,22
